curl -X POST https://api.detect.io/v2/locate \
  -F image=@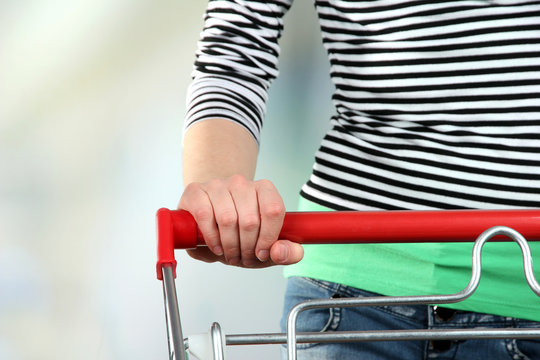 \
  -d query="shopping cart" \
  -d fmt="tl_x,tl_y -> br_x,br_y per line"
155,208 -> 540,360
